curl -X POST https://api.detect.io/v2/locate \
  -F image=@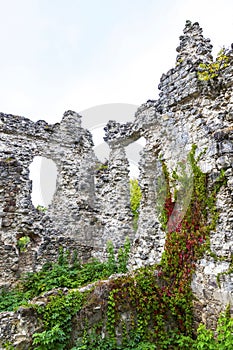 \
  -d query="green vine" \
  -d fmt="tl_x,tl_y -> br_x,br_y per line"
72,309 -> 233,349
0,146 -> 228,349
107,289 -> 118,343
32,290 -> 84,350
98,144 -> 226,346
